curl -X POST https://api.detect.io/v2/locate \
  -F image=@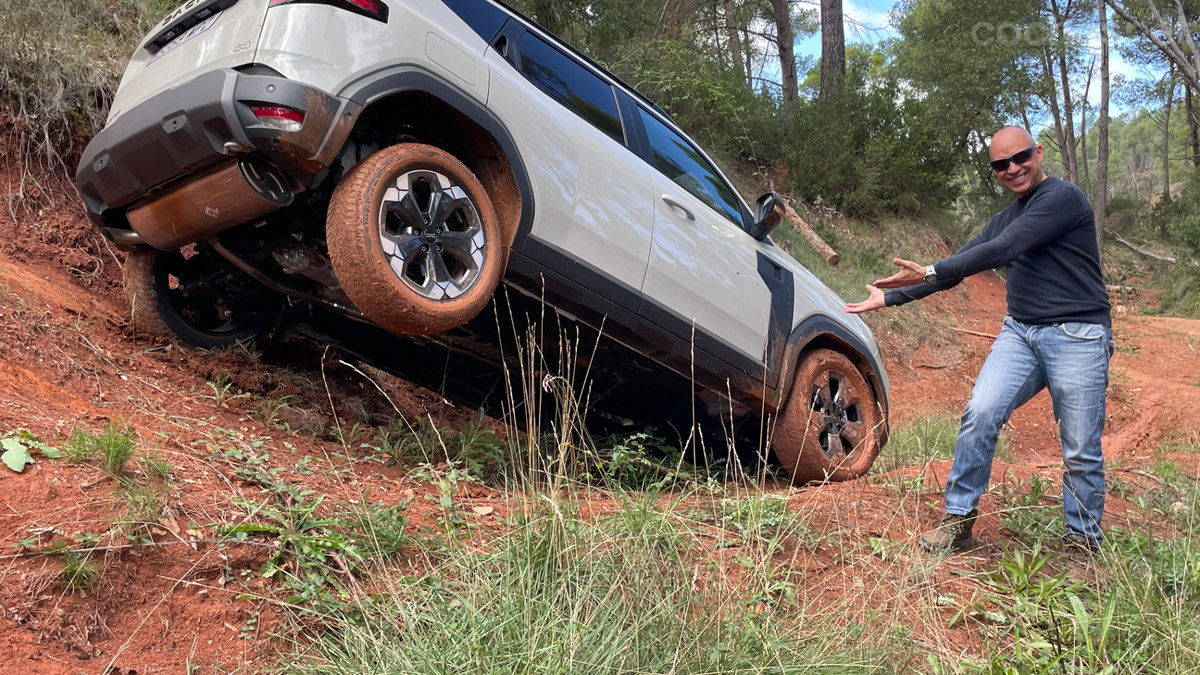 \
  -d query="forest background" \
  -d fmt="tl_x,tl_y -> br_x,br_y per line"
1,1 -> 1200,673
